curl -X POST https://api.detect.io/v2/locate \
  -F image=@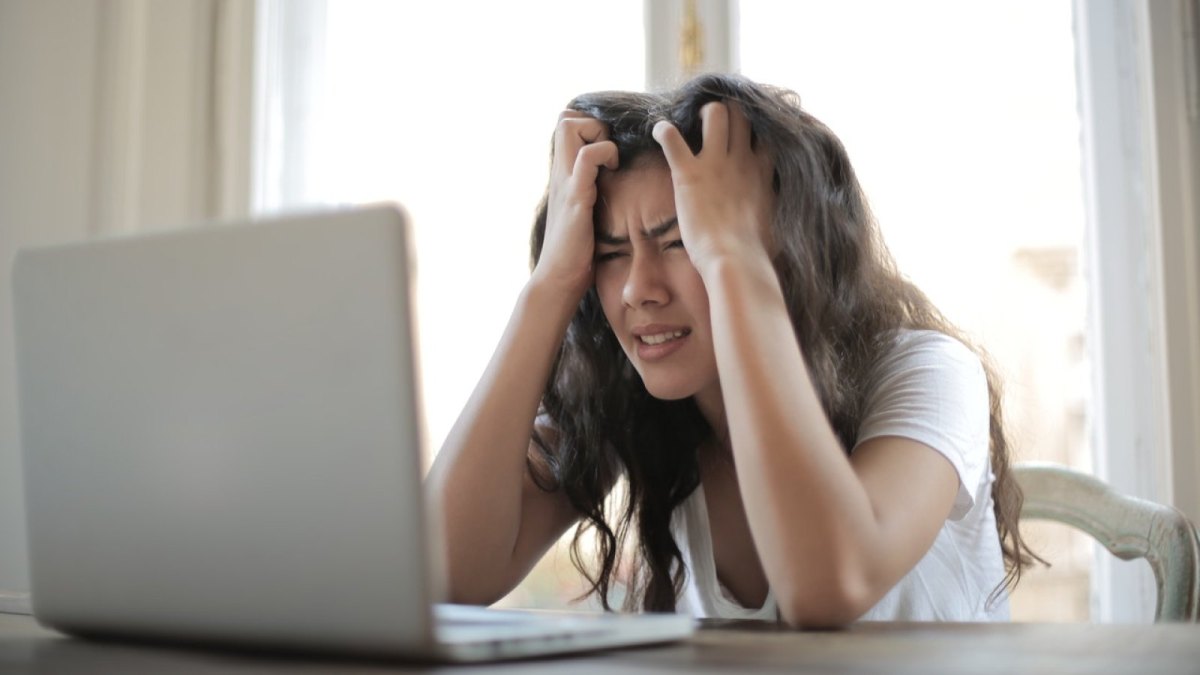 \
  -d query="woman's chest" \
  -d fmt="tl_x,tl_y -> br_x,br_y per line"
699,461 -> 770,608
